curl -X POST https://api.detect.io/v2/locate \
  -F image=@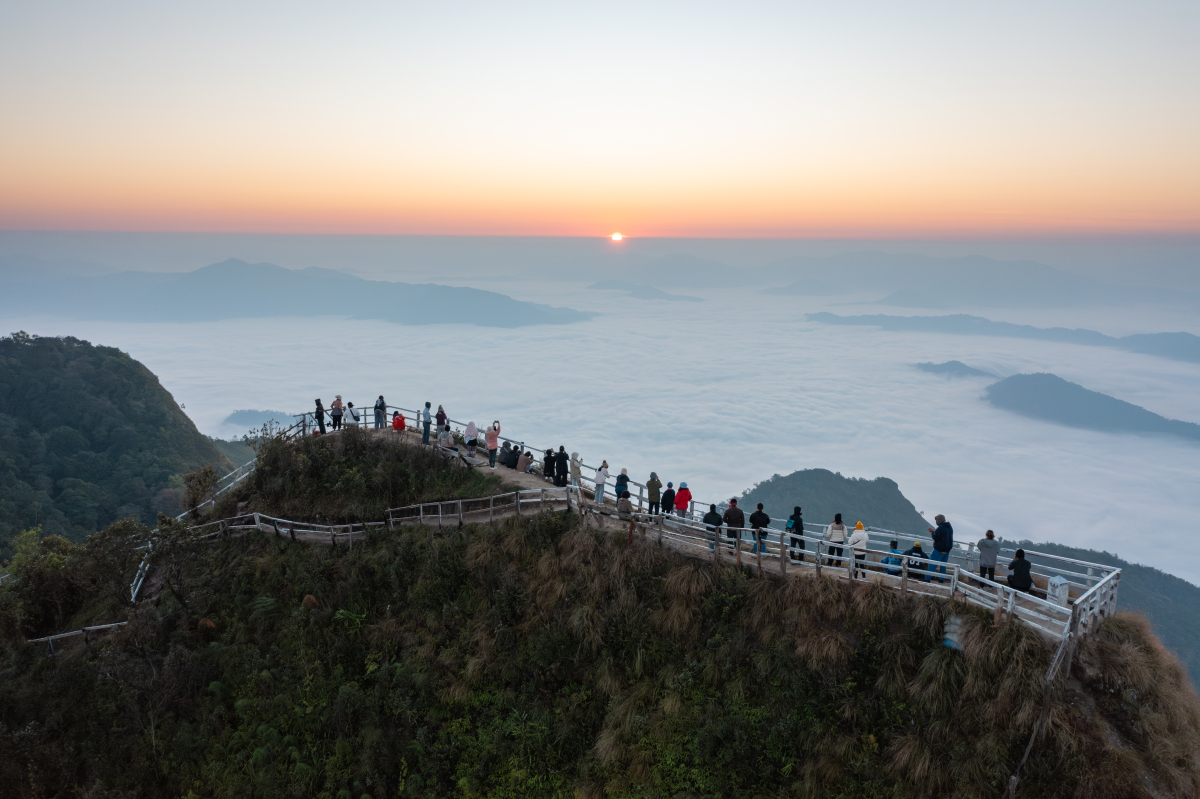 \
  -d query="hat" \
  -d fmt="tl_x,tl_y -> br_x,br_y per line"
913,541 -> 922,548
650,472 -> 658,479
680,482 -> 687,488
855,522 -> 864,530
667,482 -> 673,488
730,498 -> 737,505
